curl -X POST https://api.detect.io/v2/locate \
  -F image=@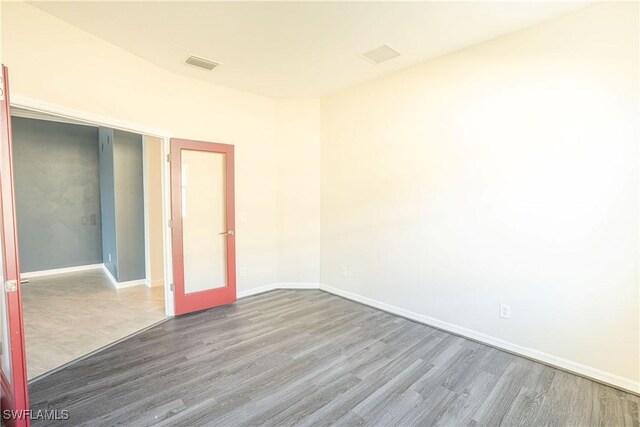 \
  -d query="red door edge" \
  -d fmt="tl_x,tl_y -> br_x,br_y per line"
0,65 -> 30,427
